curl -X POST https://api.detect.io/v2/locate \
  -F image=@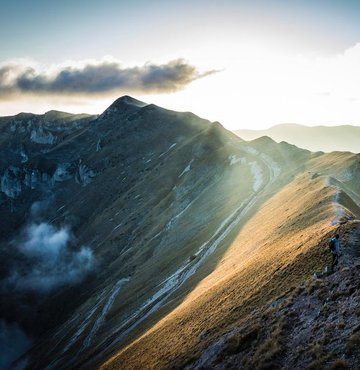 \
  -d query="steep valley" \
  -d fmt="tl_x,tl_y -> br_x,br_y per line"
0,96 -> 359,369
